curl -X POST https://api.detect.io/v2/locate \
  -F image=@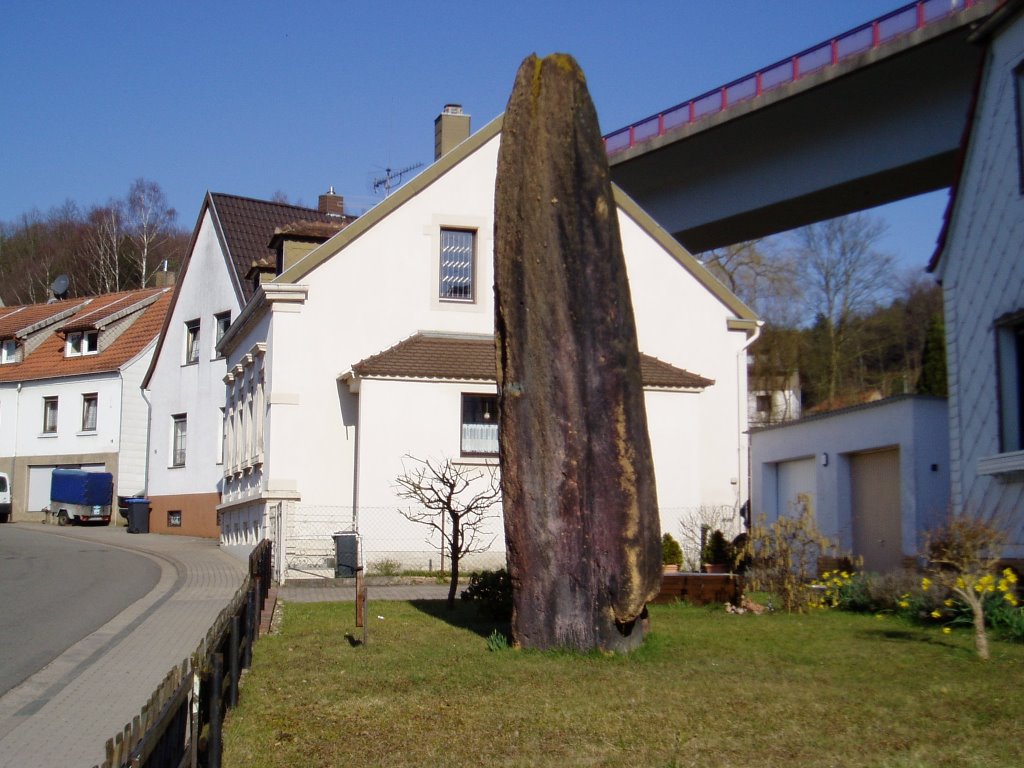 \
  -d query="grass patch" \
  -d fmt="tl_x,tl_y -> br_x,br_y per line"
224,600 -> 1024,768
